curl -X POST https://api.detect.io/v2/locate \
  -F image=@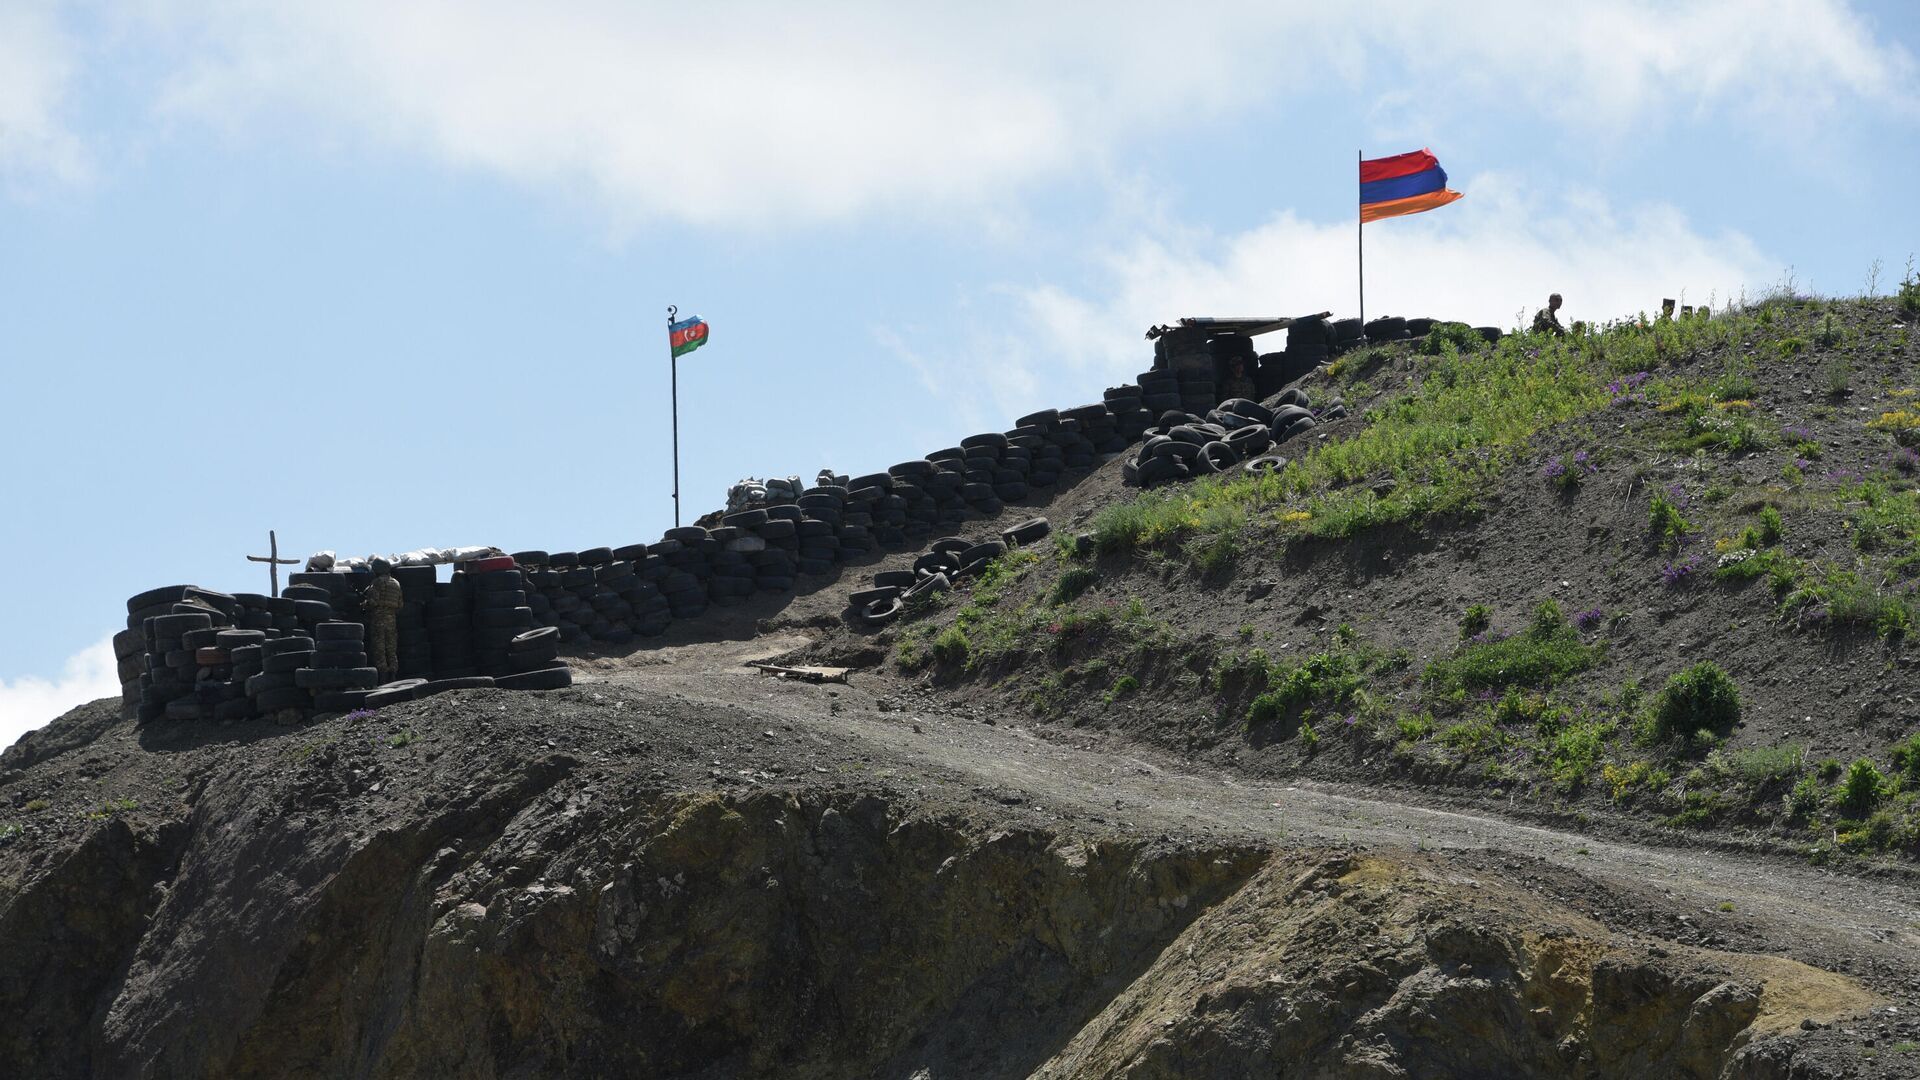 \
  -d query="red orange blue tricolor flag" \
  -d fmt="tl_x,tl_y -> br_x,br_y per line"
1359,149 -> 1463,224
